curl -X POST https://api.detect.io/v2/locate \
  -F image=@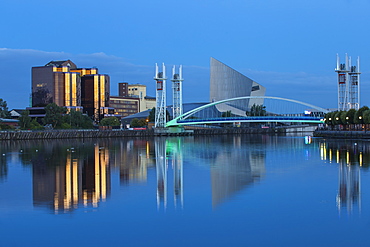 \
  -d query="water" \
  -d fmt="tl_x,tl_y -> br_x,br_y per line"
0,134 -> 369,246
